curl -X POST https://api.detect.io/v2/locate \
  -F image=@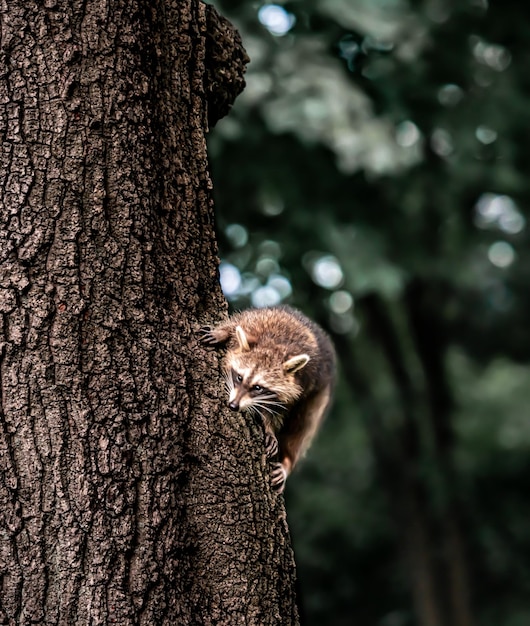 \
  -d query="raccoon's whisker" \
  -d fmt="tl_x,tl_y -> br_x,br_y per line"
256,399 -> 285,413
261,395 -> 284,404
223,373 -> 234,395
255,401 -> 282,414
243,401 -> 272,419
257,394 -> 279,402
247,405 -> 262,421
252,401 -> 275,414
252,402 -> 283,419
254,407 -> 276,421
